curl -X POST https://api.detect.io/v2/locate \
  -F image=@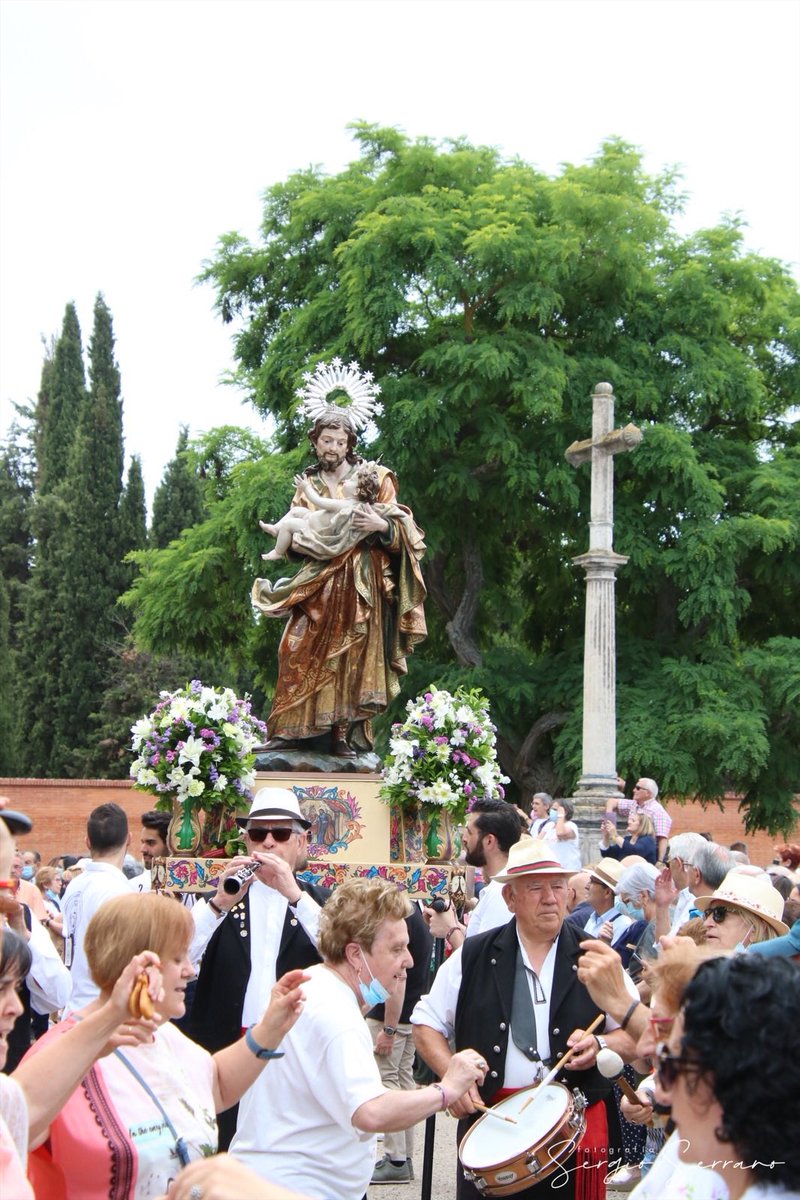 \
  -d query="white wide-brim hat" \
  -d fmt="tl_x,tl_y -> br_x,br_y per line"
236,787 -> 311,830
494,837 -> 573,882
695,866 -> 788,936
